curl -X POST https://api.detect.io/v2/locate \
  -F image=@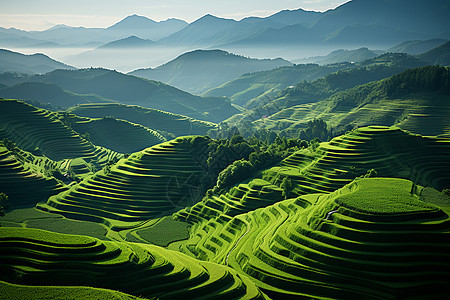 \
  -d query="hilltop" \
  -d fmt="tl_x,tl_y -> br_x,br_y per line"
129,49 -> 292,94
0,49 -> 75,74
